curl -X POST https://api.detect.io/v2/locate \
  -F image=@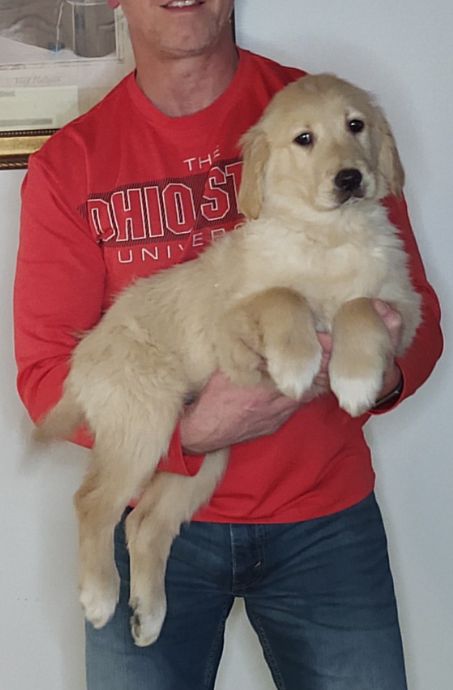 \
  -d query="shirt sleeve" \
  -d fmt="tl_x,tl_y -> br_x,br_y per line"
14,153 -> 106,427
159,425 -> 205,477
371,194 -> 443,413
14,151 -> 201,475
